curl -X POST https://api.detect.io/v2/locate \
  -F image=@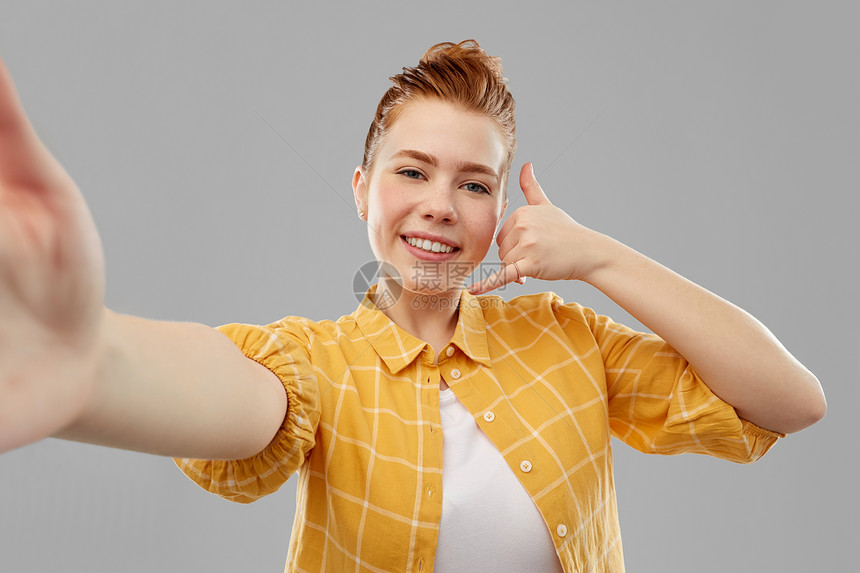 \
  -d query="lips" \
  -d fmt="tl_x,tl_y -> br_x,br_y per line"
403,235 -> 456,253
